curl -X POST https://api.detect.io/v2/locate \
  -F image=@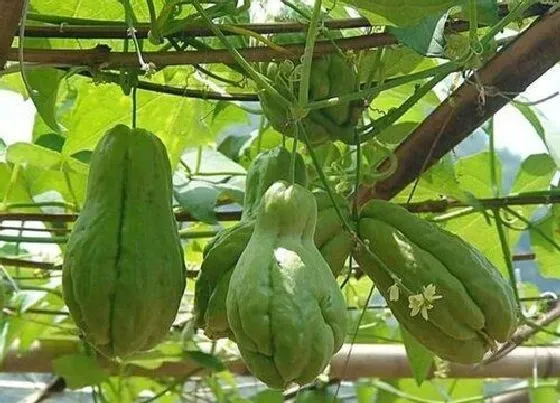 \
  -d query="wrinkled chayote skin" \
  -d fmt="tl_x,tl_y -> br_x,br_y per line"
62,125 -> 186,358
193,146 -> 307,339
227,181 -> 347,389
354,200 -> 518,364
